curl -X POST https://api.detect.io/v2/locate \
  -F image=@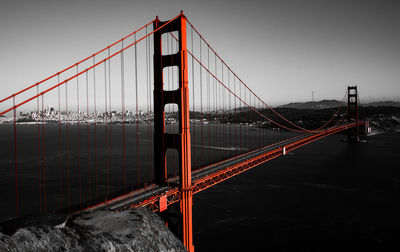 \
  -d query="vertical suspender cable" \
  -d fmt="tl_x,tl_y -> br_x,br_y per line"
145,27 -> 152,181
37,86 -> 41,214
219,60 -> 223,158
260,99 -> 262,146
13,96 -> 19,217
58,74 -> 63,209
191,27 -> 195,162
250,93 -> 253,147
86,71 -> 91,205
41,94 -> 46,212
240,79 -> 242,151
256,97 -> 259,147
135,33 -> 140,188
260,98 -> 263,146
214,52 -> 217,158
207,45 -> 210,158
220,62 -> 223,152
244,87 -> 246,149
93,55 -> 98,199
108,48 -> 113,194
77,65 -> 82,209
221,61 -> 225,151
199,35 -> 203,166
233,75 -> 238,148
121,39 -> 127,192
65,81 -> 70,213
104,58 -> 109,198
227,69 -> 230,149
